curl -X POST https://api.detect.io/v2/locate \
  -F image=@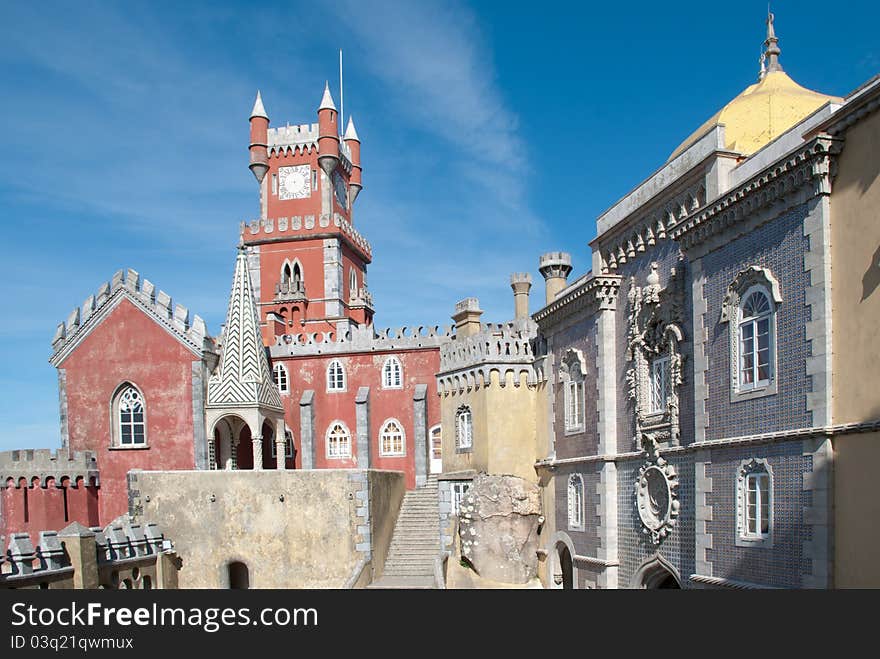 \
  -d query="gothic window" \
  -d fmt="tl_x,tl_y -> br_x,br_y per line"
567,474 -> 584,531
379,418 -> 405,456
326,422 -> 351,459
327,359 -> 346,392
455,406 -> 473,451
382,356 -> 402,389
112,385 -> 146,447
738,287 -> 775,391
281,263 -> 292,286
736,458 -> 774,547
272,363 -> 289,394
349,269 -> 358,299
648,356 -> 671,414
561,349 -> 586,433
